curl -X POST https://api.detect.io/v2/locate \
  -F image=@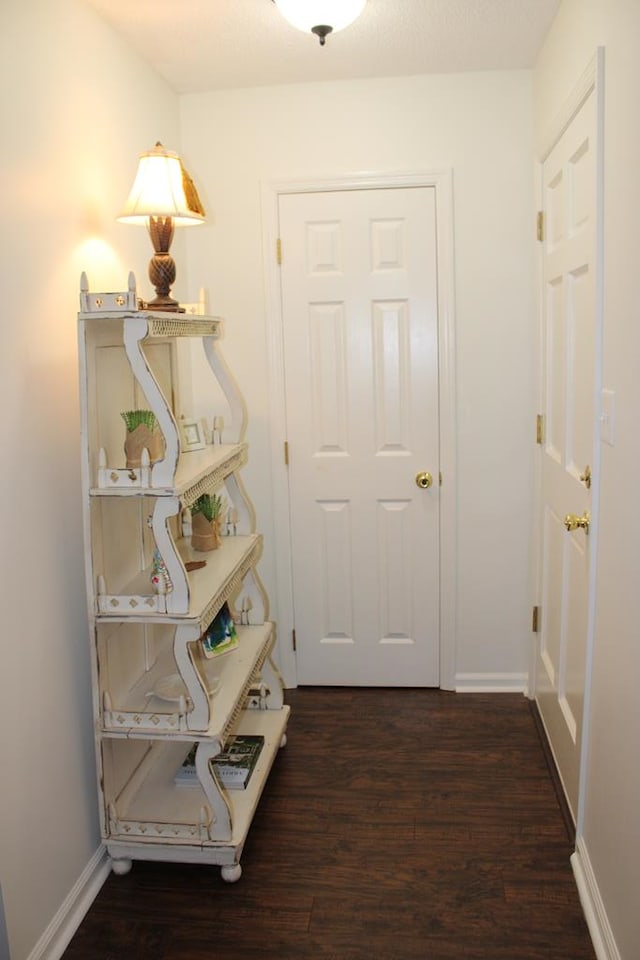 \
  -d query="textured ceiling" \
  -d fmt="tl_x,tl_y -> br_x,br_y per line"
83,0 -> 561,94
